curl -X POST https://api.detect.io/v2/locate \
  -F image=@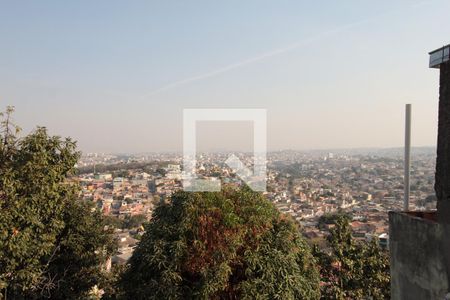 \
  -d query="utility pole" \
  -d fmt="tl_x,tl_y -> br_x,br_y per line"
404,104 -> 411,211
